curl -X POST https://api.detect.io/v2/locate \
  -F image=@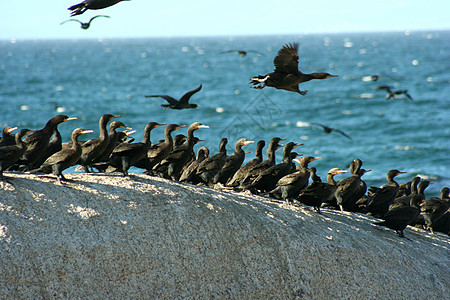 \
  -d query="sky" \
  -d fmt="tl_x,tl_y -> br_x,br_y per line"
1,0 -> 449,40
